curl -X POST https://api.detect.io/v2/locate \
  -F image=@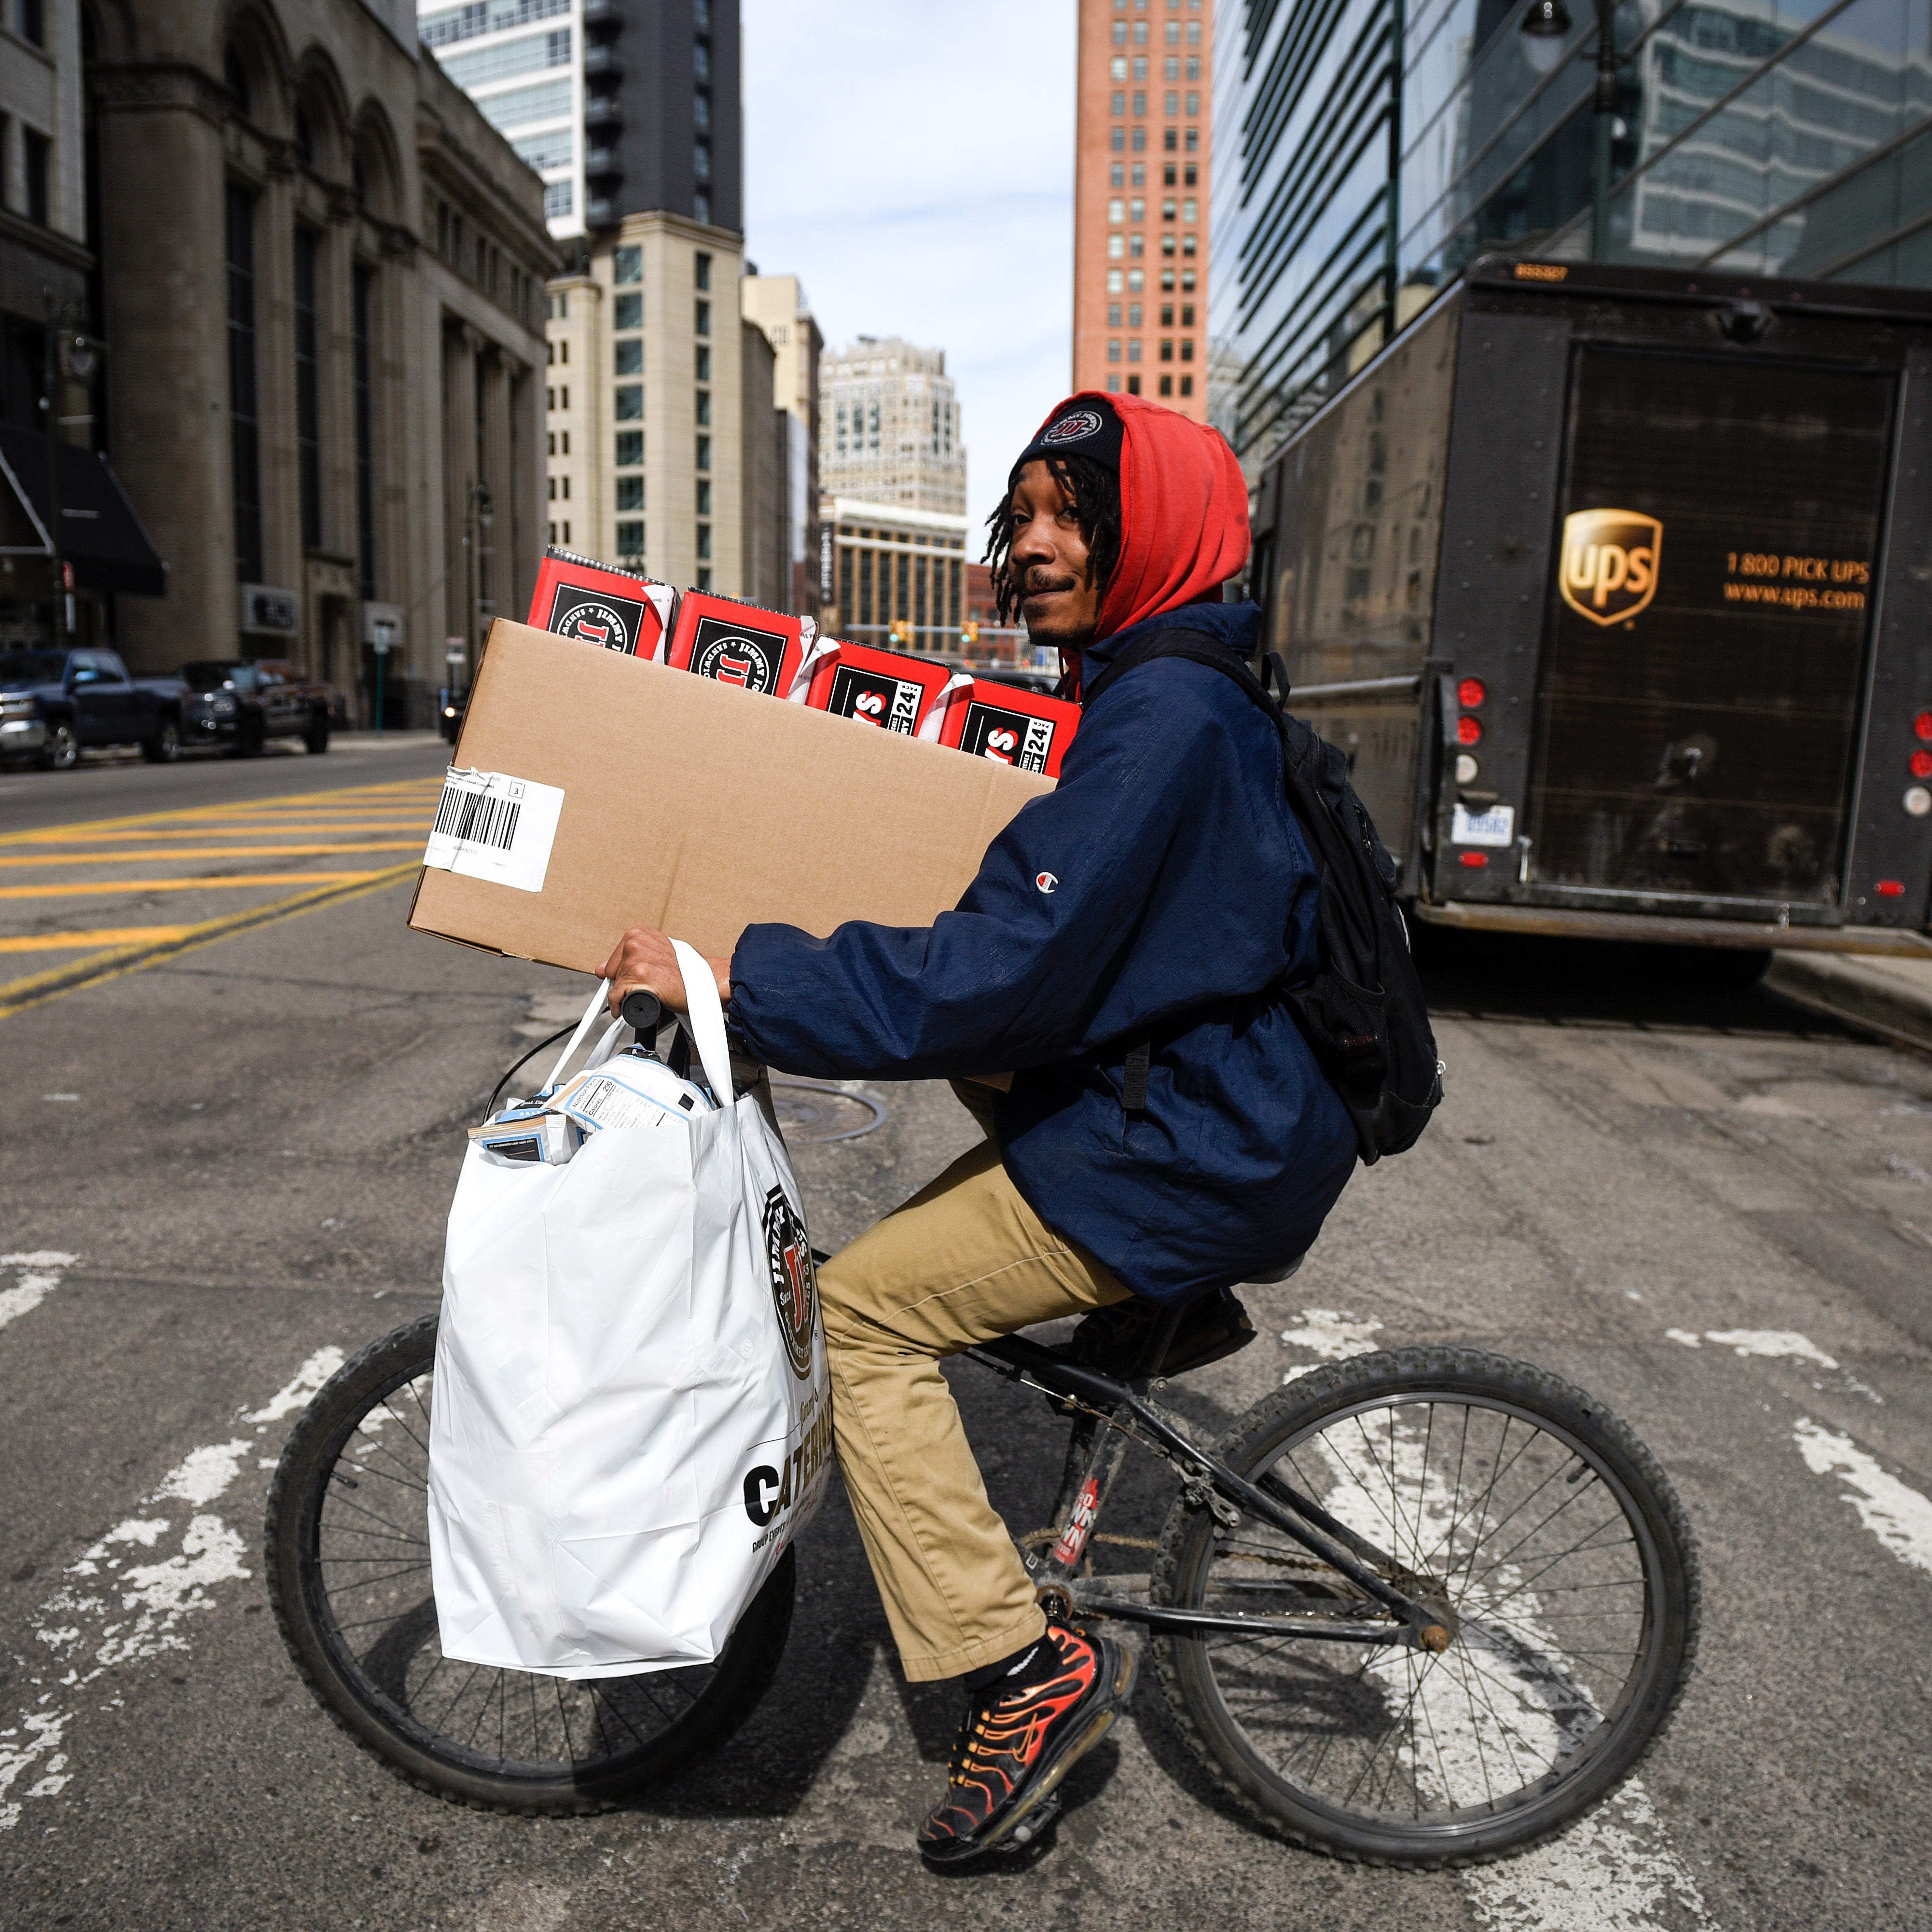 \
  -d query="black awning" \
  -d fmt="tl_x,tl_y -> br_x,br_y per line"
0,426 -> 168,598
